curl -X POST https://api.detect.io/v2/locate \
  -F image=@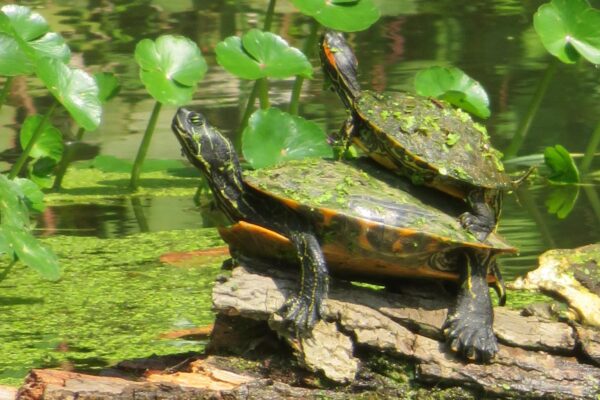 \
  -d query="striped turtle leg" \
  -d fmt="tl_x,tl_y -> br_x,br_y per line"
442,249 -> 498,362
459,189 -> 500,242
277,231 -> 329,334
